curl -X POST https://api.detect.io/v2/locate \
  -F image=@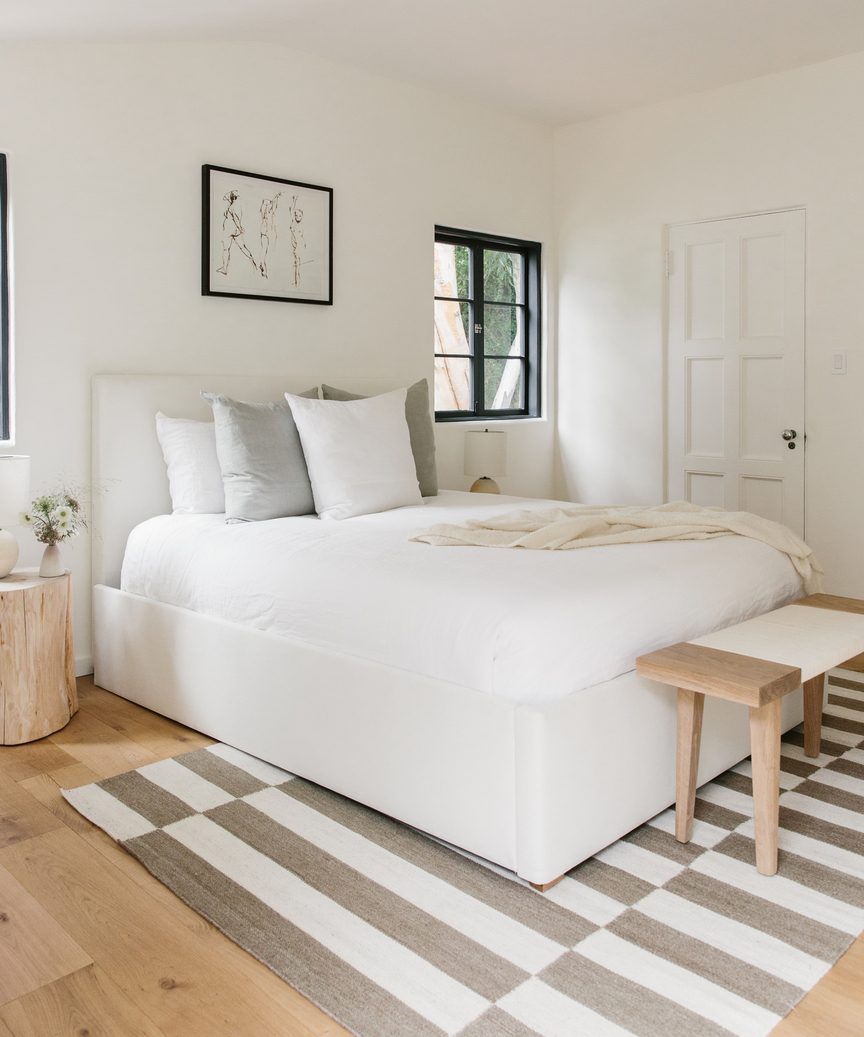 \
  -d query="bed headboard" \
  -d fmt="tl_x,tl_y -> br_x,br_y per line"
92,373 -> 399,589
